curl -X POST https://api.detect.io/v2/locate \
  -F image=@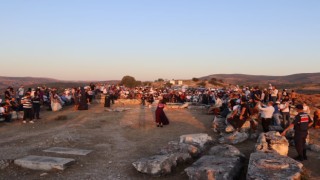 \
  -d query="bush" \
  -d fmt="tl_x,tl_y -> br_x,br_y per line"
120,75 -> 138,88
197,81 -> 206,87
192,77 -> 199,82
